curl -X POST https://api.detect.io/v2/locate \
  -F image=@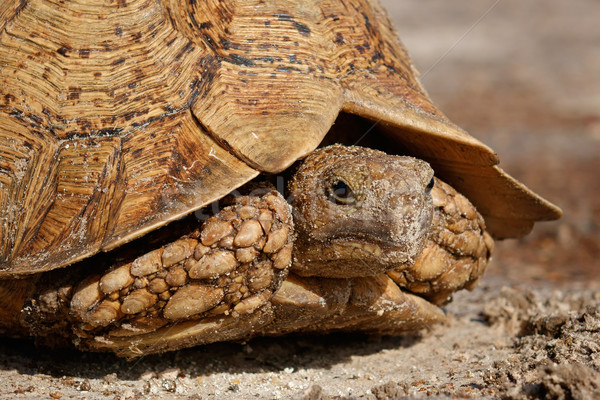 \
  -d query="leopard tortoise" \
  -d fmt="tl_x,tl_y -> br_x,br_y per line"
0,0 -> 560,357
